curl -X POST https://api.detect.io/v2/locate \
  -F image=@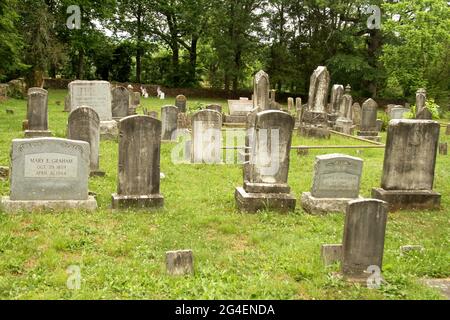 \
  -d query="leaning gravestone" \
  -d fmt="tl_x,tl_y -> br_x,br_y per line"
112,115 -> 164,209
112,86 -> 130,119
299,66 -> 330,139
191,110 -> 222,164
0,138 -> 97,212
342,199 -> 388,283
25,88 -> 52,138
357,98 -> 381,142
161,106 -> 179,141
372,120 -> 441,211
236,110 -> 296,213
68,81 -> 118,140
301,154 -> 363,215
175,95 -> 187,113
67,107 -> 104,177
